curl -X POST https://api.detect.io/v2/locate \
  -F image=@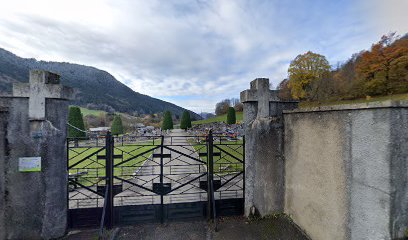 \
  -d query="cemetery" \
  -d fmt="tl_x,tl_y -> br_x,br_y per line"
1,0 -> 408,239
0,71 -> 406,240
